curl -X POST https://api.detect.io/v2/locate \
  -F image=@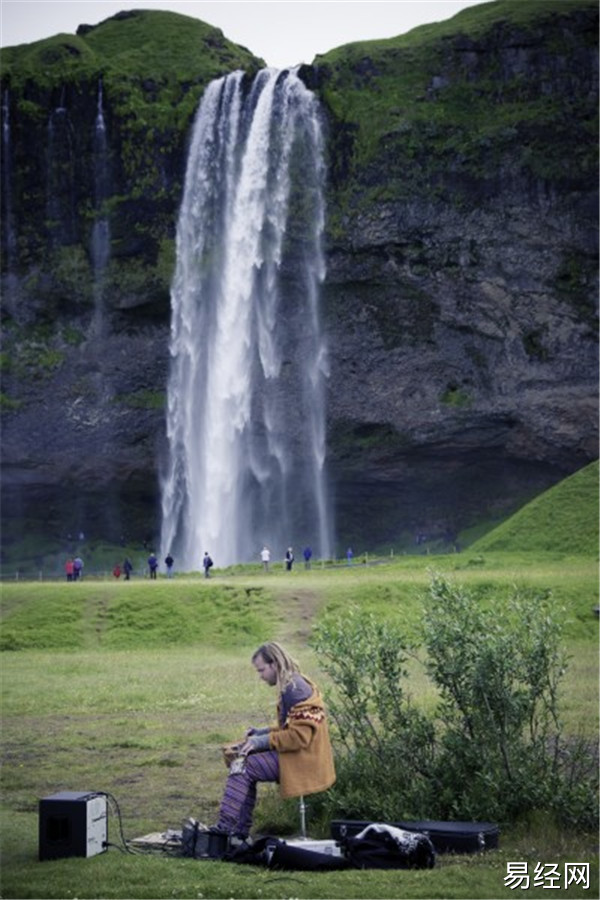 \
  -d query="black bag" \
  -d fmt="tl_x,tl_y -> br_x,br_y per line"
343,824 -> 435,870
225,836 -> 350,871
181,820 -> 232,859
